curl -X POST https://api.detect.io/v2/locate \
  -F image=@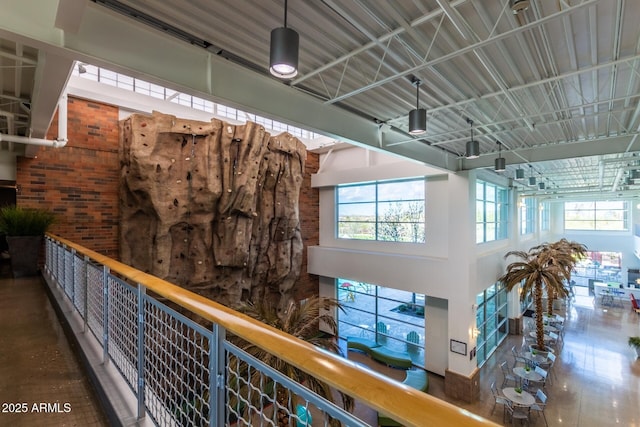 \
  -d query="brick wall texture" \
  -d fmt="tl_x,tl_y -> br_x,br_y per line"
16,96 -> 319,298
